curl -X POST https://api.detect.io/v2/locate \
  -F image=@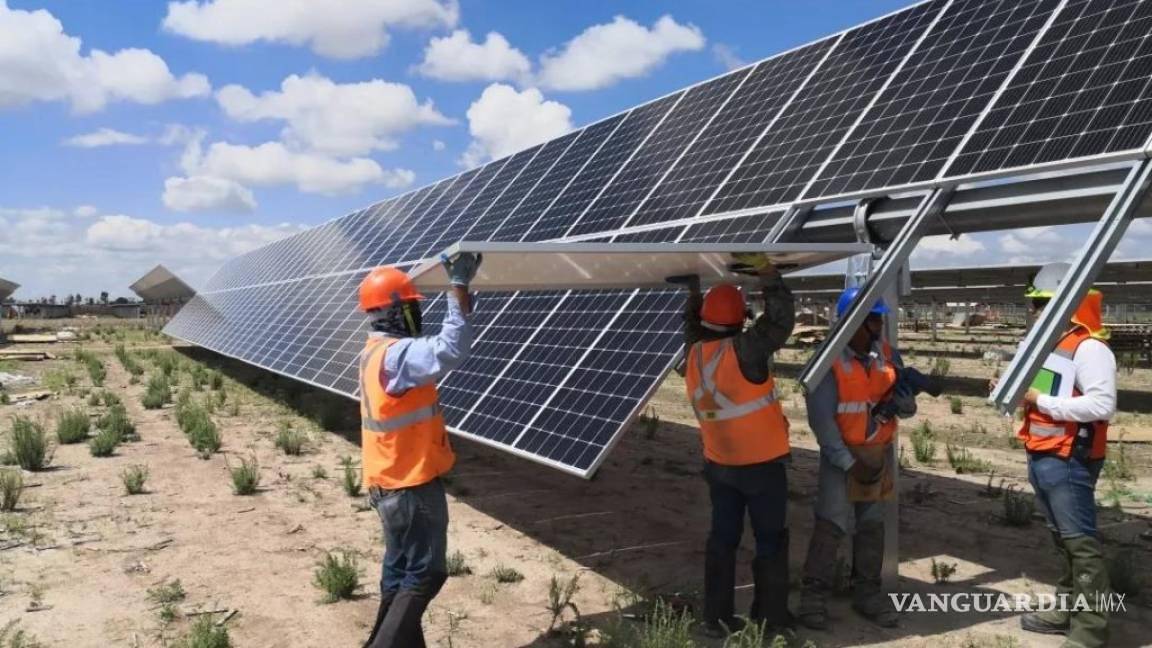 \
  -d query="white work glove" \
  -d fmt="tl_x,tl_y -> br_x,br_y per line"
442,252 -> 483,287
